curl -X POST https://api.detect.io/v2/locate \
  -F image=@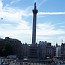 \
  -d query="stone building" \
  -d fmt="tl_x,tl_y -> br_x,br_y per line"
61,43 -> 65,59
